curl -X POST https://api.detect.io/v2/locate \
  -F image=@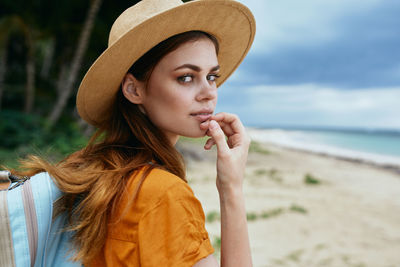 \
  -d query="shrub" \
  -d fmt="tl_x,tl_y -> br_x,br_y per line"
289,204 -> 308,214
246,212 -> 258,221
0,110 -> 88,168
206,211 -> 220,223
261,208 -> 284,219
304,173 -> 321,185
249,141 -> 270,154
